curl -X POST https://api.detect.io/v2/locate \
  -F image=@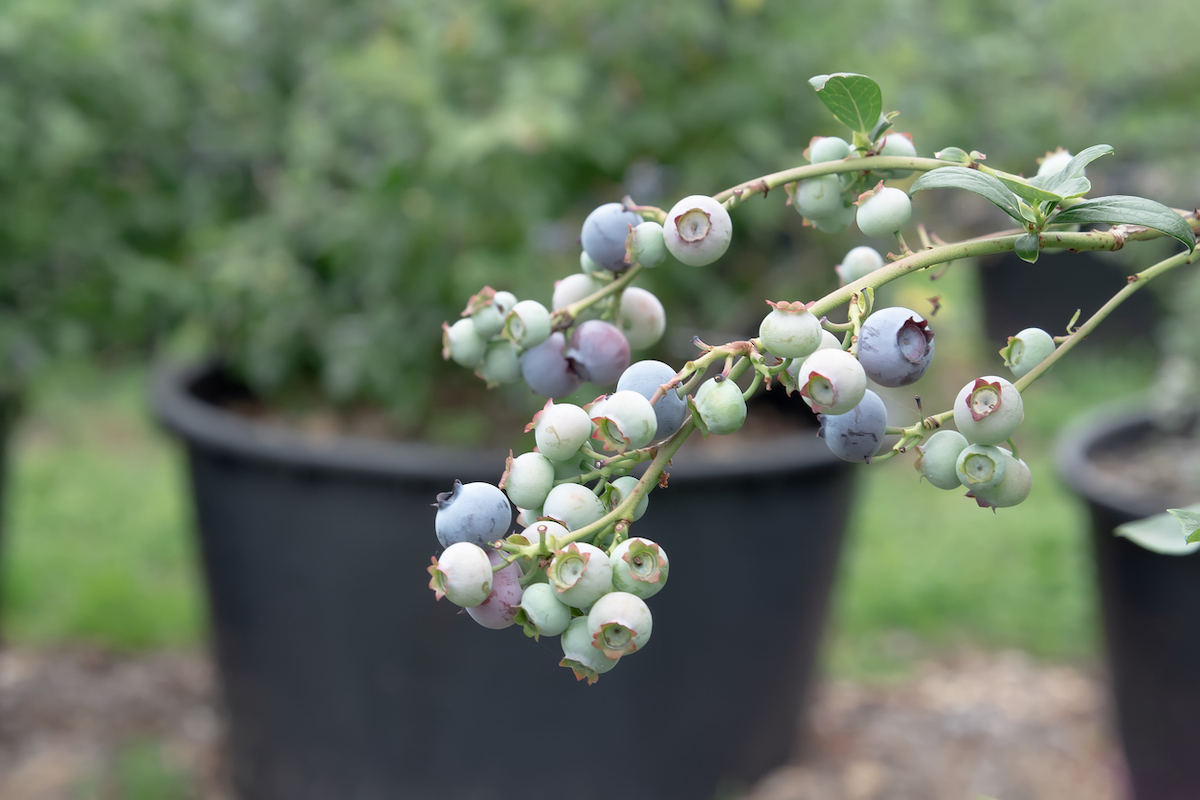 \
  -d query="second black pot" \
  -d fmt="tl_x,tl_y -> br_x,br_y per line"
154,363 -> 857,800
